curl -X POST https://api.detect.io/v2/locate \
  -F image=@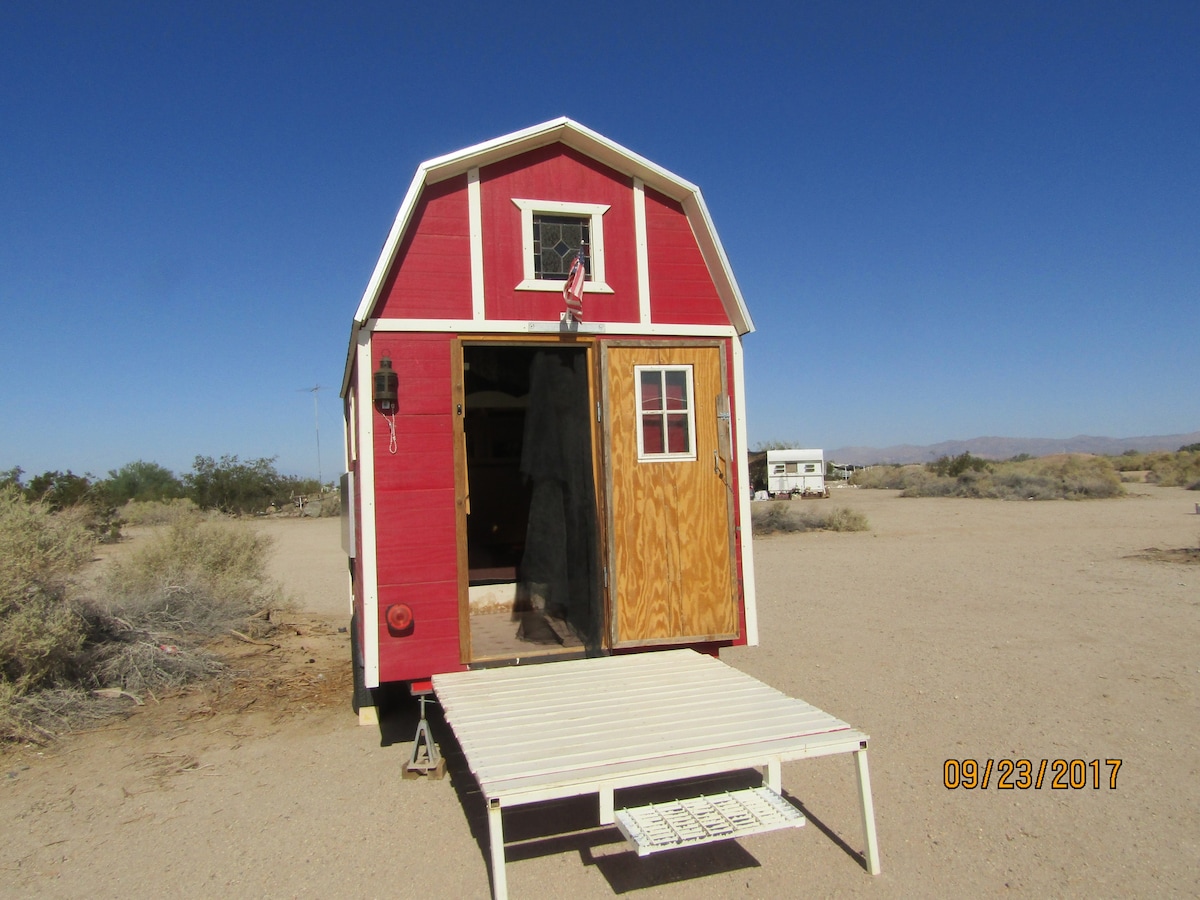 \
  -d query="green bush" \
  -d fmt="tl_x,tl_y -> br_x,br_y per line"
17,470 -> 122,542
184,454 -> 292,515
103,460 -> 185,504
928,452 -> 990,478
